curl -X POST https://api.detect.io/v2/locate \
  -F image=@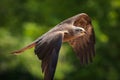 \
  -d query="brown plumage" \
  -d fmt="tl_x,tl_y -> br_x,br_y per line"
11,13 -> 95,80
